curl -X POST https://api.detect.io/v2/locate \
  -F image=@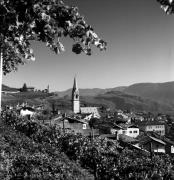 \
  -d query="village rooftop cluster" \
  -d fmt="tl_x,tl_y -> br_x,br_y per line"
3,77 -> 174,156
